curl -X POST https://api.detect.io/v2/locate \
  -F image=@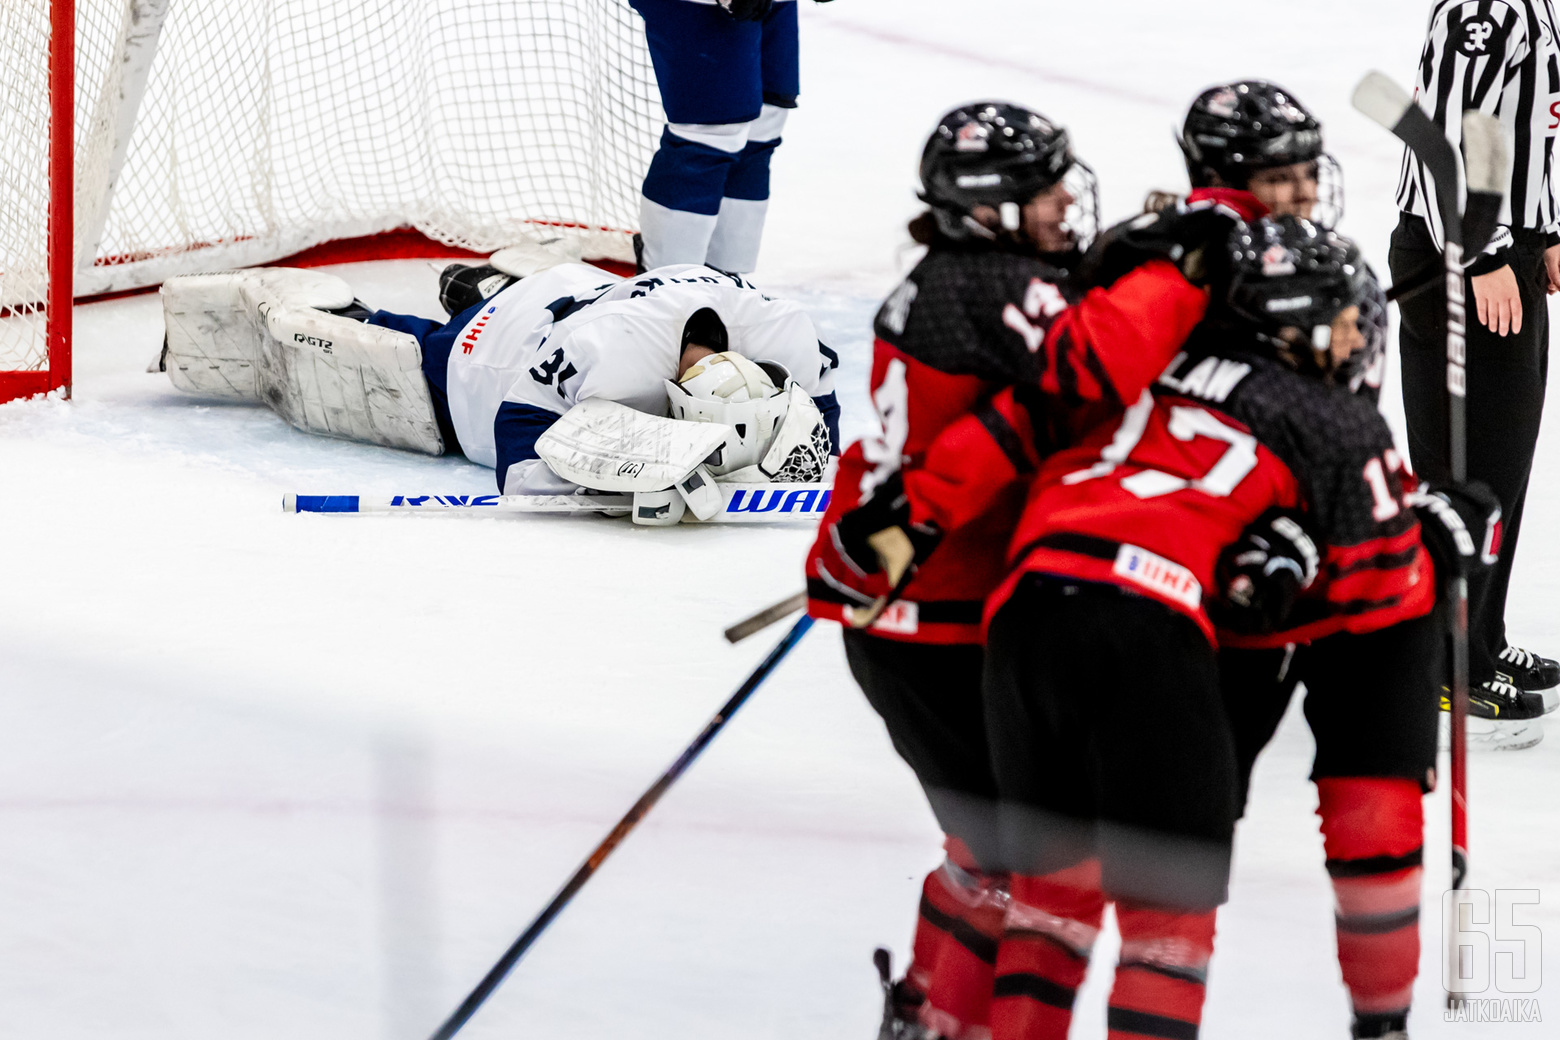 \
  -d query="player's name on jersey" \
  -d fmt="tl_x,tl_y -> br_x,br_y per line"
283,483 -> 832,522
